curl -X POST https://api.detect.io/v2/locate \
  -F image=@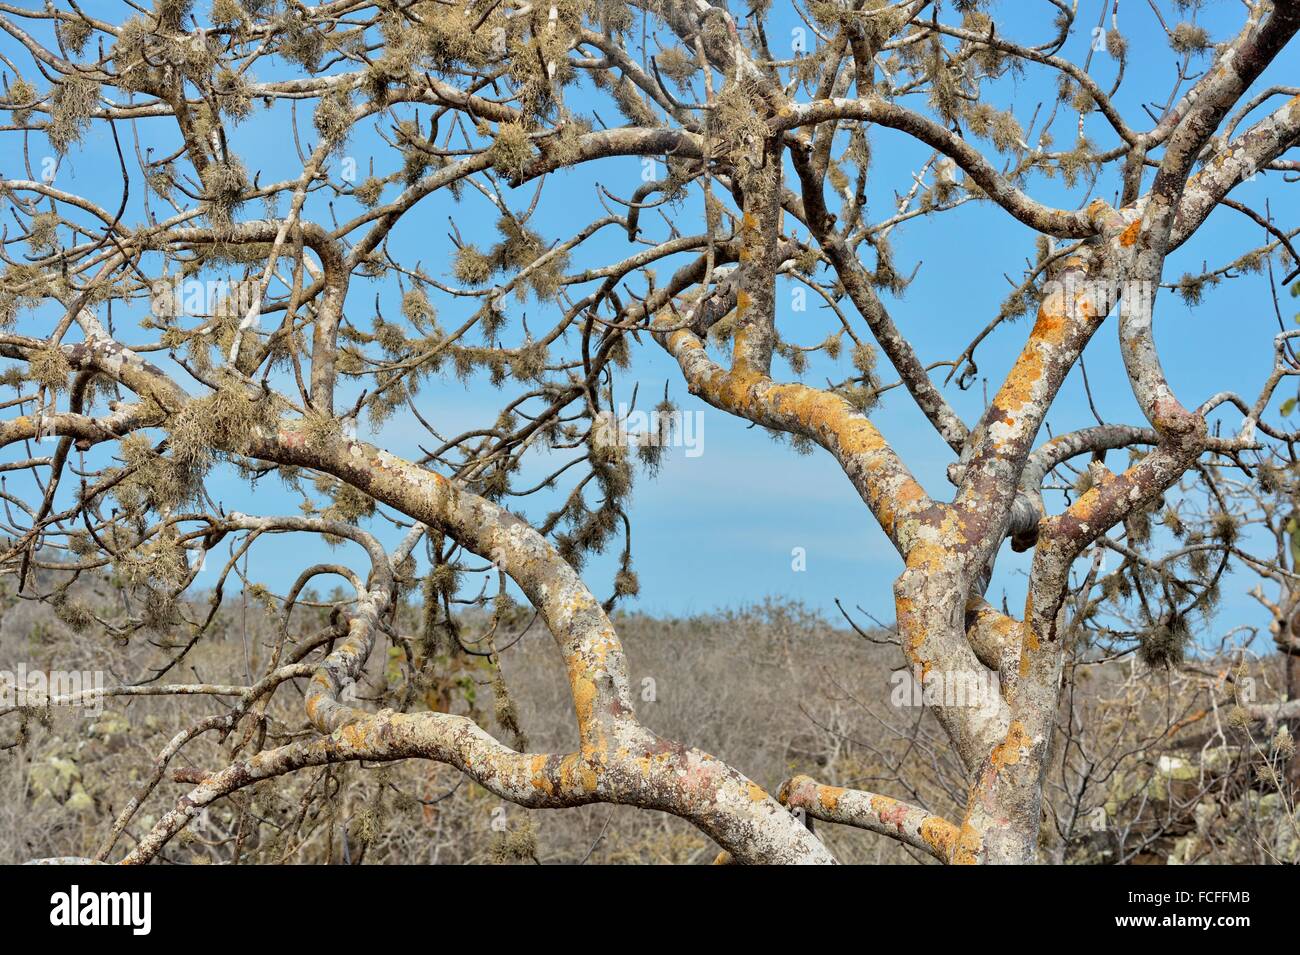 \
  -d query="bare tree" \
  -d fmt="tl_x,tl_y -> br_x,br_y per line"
1,0 -> 1298,864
